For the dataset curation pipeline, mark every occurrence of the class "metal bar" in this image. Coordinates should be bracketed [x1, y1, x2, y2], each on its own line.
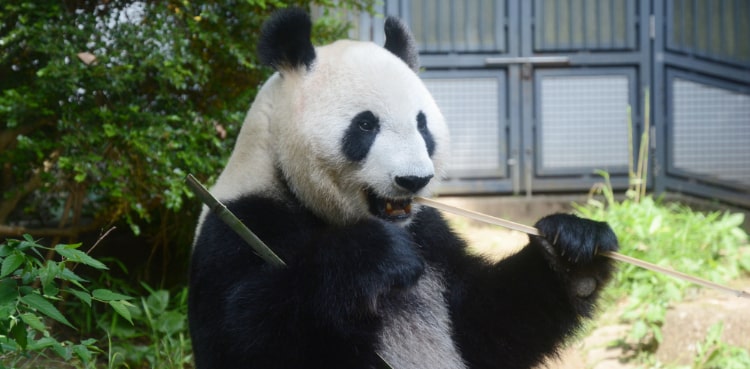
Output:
[422, 0, 429, 51]
[707, 0, 713, 56]
[465, 0, 471, 51]
[555, 0, 561, 48]
[596, 0, 601, 47]
[692, 0, 698, 54]
[626, 0, 634, 48]
[582, 0, 588, 48]
[535, 0, 544, 50]
[485, 56, 571, 66]
[719, 0, 726, 58]
[567, 0, 572, 47]
[494, 0, 503, 51]
[436, 0, 442, 51]
[733, 0, 741, 60]
[610, 0, 616, 46]
[477, 1, 486, 50]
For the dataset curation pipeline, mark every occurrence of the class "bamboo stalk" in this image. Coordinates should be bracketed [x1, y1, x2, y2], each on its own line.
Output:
[415, 196, 750, 299]
[186, 174, 286, 268]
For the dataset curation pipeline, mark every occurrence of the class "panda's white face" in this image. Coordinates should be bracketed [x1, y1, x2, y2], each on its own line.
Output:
[272, 40, 449, 226]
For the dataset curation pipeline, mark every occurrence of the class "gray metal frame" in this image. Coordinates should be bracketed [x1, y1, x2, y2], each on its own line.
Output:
[654, 0, 750, 207]
[355, 0, 749, 207]
[665, 69, 750, 192]
[533, 67, 637, 176]
[518, 0, 650, 194]
[420, 70, 509, 178]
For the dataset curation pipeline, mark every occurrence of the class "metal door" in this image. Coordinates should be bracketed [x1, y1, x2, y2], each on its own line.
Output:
[364, 0, 651, 195]
[354, 1, 748, 206]
[653, 0, 750, 207]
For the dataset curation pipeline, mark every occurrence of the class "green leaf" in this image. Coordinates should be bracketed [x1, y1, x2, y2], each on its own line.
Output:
[10, 320, 28, 349]
[72, 344, 93, 364]
[93, 289, 133, 301]
[54, 245, 108, 270]
[102, 123, 117, 138]
[20, 312, 47, 332]
[20, 293, 74, 328]
[67, 289, 92, 307]
[0, 278, 18, 305]
[1, 252, 25, 277]
[145, 290, 170, 314]
[109, 300, 134, 325]
[156, 311, 185, 335]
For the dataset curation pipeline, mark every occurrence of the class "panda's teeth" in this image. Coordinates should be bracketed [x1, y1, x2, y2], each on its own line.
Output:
[385, 200, 411, 216]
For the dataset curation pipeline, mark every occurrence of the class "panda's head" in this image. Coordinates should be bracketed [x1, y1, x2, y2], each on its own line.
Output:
[255, 9, 448, 226]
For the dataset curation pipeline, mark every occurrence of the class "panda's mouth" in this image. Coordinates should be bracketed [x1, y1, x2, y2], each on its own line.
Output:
[366, 190, 413, 221]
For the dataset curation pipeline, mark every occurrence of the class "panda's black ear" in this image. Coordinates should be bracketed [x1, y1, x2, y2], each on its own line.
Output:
[258, 8, 316, 71]
[384, 16, 419, 72]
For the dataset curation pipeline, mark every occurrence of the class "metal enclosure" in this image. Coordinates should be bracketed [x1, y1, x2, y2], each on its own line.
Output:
[348, 0, 750, 206]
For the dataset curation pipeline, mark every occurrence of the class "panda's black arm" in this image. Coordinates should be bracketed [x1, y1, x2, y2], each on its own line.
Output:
[409, 208, 616, 369]
[189, 195, 423, 369]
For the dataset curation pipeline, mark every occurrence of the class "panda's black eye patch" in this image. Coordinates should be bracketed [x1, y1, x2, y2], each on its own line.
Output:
[417, 111, 427, 131]
[417, 111, 436, 157]
[355, 111, 380, 132]
[343, 110, 380, 162]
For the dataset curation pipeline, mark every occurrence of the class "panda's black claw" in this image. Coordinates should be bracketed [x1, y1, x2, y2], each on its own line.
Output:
[534, 213, 619, 266]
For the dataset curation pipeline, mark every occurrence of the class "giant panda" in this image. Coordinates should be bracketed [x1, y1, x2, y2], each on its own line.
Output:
[188, 8, 618, 369]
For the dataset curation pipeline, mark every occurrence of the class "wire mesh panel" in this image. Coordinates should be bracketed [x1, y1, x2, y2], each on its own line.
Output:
[671, 76, 750, 188]
[537, 72, 631, 174]
[421, 76, 505, 177]
[407, 0, 506, 53]
[667, 0, 750, 67]
[534, 0, 637, 51]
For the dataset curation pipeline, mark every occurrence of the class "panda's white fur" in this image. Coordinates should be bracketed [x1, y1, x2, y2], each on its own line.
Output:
[204, 22, 460, 369]
[208, 39, 447, 229]
[189, 9, 619, 369]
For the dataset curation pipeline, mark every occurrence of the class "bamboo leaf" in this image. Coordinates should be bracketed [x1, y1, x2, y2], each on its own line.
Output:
[21, 312, 47, 332]
[55, 245, 108, 270]
[109, 300, 134, 325]
[93, 288, 133, 301]
[67, 289, 92, 307]
[20, 293, 74, 329]
[1, 252, 25, 277]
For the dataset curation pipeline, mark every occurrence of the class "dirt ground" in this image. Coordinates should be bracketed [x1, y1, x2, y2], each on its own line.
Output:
[447, 214, 750, 369]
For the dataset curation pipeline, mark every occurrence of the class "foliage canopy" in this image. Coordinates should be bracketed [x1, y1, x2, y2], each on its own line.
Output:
[0, 1, 373, 268]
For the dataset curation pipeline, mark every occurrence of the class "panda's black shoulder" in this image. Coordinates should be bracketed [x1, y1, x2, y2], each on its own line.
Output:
[193, 194, 317, 267]
[408, 206, 467, 263]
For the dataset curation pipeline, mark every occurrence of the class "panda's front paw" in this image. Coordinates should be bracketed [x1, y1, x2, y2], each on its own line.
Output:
[377, 223, 425, 290]
[534, 213, 618, 266]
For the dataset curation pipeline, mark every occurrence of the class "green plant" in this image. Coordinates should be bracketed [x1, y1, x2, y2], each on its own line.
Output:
[692, 322, 750, 369]
[0, 235, 133, 368]
[1, 0, 376, 283]
[575, 89, 750, 361]
[578, 182, 750, 355]
[103, 285, 191, 369]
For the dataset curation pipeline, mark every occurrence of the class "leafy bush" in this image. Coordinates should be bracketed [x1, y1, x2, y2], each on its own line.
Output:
[0, 235, 132, 368]
[1, 1, 375, 280]
[692, 322, 750, 369]
[103, 286, 191, 369]
[574, 172, 750, 359]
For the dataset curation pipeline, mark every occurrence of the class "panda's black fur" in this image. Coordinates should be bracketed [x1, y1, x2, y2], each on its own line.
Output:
[189, 8, 618, 369]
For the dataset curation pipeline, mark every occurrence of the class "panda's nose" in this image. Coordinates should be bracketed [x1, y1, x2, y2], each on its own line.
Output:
[395, 175, 433, 193]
